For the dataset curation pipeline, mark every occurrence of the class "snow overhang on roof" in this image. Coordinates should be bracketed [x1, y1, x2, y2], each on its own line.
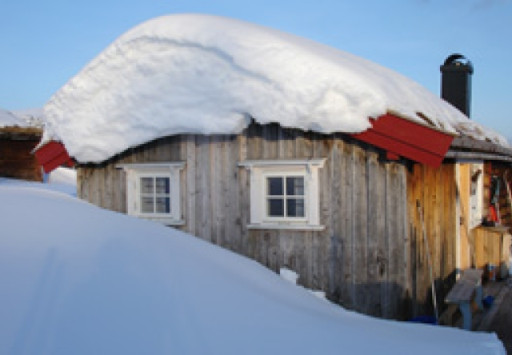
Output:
[40, 14, 507, 166]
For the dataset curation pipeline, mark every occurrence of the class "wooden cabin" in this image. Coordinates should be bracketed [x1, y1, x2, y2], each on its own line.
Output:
[29, 111, 457, 321]
[32, 15, 511, 321]
[46, 116, 506, 321]
[74, 121, 415, 319]
[0, 126, 43, 181]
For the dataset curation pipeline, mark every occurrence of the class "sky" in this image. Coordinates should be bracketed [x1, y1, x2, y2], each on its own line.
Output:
[1, 0, 511, 139]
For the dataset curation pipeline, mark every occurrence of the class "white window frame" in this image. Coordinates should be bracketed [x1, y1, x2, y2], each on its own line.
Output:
[239, 159, 326, 231]
[117, 162, 185, 226]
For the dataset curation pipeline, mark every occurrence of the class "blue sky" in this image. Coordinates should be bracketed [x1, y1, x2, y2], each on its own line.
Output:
[1, 0, 511, 138]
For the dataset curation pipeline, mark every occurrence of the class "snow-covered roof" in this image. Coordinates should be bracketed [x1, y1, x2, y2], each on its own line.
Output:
[0, 108, 43, 130]
[42, 14, 507, 163]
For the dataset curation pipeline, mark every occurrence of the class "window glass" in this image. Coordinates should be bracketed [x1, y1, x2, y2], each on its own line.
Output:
[287, 198, 305, 217]
[155, 197, 171, 213]
[141, 177, 154, 194]
[140, 176, 171, 215]
[267, 177, 283, 196]
[268, 198, 284, 217]
[155, 177, 170, 194]
[141, 196, 154, 213]
[286, 176, 304, 196]
[266, 175, 305, 218]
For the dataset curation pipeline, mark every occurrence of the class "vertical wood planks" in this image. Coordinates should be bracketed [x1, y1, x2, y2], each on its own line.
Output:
[76, 122, 439, 320]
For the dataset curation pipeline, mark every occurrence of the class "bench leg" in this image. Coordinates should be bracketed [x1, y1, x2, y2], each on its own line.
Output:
[459, 302, 472, 330]
[475, 285, 484, 311]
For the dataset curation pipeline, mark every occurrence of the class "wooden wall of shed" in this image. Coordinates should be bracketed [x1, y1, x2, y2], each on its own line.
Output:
[473, 226, 510, 277]
[0, 138, 42, 181]
[407, 163, 457, 317]
[78, 123, 412, 319]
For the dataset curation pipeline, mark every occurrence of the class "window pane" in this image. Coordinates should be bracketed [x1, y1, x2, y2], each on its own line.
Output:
[287, 198, 305, 217]
[286, 177, 304, 196]
[155, 177, 170, 194]
[141, 177, 154, 194]
[141, 196, 154, 213]
[267, 177, 283, 196]
[155, 197, 171, 213]
[268, 198, 284, 217]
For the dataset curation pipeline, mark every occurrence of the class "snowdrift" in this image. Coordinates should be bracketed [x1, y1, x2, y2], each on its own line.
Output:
[42, 14, 507, 163]
[0, 181, 505, 354]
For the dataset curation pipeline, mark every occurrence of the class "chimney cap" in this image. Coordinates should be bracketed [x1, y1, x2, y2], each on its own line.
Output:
[441, 53, 473, 74]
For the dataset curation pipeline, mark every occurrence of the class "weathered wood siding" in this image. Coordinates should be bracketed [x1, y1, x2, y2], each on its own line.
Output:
[0, 133, 42, 181]
[407, 163, 457, 317]
[78, 123, 412, 319]
[474, 226, 511, 277]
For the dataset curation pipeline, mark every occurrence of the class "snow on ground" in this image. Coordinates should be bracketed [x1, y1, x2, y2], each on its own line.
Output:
[45, 167, 77, 196]
[42, 14, 507, 164]
[0, 179, 505, 354]
[0, 167, 77, 196]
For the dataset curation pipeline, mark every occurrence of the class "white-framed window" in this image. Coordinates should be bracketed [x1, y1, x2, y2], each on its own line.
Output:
[117, 162, 185, 225]
[239, 159, 326, 230]
[265, 174, 306, 220]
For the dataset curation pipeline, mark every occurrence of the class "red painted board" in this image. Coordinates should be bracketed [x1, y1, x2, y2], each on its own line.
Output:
[351, 114, 454, 168]
[34, 141, 74, 173]
[368, 114, 453, 156]
[354, 129, 445, 167]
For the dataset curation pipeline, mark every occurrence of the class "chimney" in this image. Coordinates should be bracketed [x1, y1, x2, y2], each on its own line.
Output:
[440, 54, 473, 117]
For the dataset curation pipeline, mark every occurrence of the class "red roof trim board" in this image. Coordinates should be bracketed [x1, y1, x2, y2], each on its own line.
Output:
[35, 114, 454, 173]
[34, 141, 74, 173]
[351, 114, 454, 168]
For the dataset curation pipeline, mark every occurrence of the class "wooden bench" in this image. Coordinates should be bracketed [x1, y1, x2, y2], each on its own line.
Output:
[445, 269, 484, 330]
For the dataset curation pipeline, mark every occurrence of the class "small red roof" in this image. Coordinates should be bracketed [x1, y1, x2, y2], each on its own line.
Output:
[34, 141, 74, 173]
[351, 114, 454, 168]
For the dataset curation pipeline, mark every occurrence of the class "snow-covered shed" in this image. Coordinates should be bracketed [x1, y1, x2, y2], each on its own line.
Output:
[37, 14, 512, 320]
[0, 109, 44, 181]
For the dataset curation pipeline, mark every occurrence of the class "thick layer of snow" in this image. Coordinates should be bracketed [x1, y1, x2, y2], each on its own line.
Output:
[0, 180, 506, 354]
[43, 14, 507, 163]
[0, 108, 43, 129]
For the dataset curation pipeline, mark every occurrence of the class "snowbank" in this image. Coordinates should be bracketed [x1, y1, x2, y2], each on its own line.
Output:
[46, 166, 77, 186]
[43, 14, 507, 163]
[1, 167, 76, 196]
[0, 181, 505, 354]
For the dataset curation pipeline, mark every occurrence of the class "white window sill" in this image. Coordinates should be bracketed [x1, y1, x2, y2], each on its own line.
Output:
[247, 223, 325, 231]
[136, 216, 185, 226]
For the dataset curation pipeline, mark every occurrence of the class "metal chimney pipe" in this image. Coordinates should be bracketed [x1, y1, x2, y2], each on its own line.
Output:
[440, 54, 473, 117]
